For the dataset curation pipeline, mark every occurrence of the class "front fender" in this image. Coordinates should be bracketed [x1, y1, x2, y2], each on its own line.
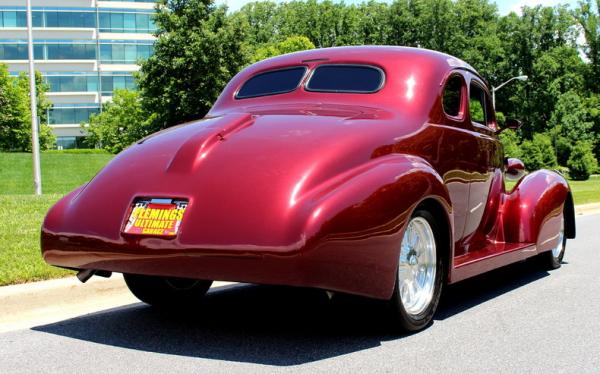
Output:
[503, 170, 572, 249]
[298, 154, 452, 299]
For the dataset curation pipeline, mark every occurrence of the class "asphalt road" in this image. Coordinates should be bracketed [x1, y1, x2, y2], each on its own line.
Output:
[1, 213, 599, 373]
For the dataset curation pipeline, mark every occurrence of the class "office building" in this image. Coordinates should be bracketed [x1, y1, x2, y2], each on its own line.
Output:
[0, 0, 157, 148]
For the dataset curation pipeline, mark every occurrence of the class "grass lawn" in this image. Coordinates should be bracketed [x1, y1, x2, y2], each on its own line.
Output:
[0, 152, 112, 195]
[0, 152, 112, 286]
[568, 175, 600, 205]
[0, 194, 71, 285]
[505, 174, 600, 205]
[0, 151, 599, 286]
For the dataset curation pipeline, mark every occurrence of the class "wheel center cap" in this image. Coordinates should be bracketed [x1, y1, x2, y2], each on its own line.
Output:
[409, 255, 418, 266]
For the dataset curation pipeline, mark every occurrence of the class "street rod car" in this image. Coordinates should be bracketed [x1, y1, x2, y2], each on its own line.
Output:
[42, 46, 575, 331]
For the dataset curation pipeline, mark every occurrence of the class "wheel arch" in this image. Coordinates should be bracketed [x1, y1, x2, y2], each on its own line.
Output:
[300, 153, 454, 299]
[564, 190, 576, 239]
[502, 169, 571, 244]
[413, 197, 453, 284]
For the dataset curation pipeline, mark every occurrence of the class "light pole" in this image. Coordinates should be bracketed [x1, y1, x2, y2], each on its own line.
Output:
[26, 0, 42, 195]
[492, 75, 528, 110]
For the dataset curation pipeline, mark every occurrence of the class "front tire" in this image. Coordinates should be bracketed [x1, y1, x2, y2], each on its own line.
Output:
[539, 212, 566, 270]
[124, 274, 213, 308]
[388, 209, 445, 332]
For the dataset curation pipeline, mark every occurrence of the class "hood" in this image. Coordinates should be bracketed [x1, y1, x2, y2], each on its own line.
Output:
[53, 105, 417, 248]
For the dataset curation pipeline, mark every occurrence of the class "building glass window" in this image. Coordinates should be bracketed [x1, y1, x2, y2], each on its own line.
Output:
[124, 13, 136, 30]
[56, 136, 87, 150]
[99, 41, 153, 63]
[0, 11, 26, 27]
[110, 13, 124, 31]
[0, 41, 97, 60]
[98, 11, 156, 33]
[101, 72, 136, 95]
[48, 105, 100, 125]
[32, 11, 42, 27]
[46, 43, 96, 60]
[45, 74, 99, 93]
[0, 10, 155, 32]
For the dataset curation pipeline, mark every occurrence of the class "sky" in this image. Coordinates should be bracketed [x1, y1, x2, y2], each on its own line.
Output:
[217, 0, 580, 15]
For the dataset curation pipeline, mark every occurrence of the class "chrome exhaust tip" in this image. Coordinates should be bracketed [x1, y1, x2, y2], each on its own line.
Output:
[76, 269, 112, 283]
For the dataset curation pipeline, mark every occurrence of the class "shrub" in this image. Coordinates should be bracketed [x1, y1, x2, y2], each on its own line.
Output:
[499, 130, 521, 159]
[520, 133, 557, 171]
[568, 141, 598, 180]
[43, 149, 109, 154]
[554, 165, 570, 176]
[554, 135, 572, 166]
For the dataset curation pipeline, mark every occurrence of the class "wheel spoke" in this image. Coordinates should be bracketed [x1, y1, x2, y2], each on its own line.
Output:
[398, 264, 412, 283]
[397, 216, 437, 316]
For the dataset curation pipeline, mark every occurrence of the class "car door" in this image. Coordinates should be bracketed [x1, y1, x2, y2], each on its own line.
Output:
[462, 74, 503, 243]
[436, 72, 473, 256]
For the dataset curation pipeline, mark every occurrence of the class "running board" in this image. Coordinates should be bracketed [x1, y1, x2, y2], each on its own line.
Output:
[450, 242, 537, 283]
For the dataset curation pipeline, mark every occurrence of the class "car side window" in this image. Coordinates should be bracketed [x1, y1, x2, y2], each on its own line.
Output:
[469, 82, 487, 125]
[442, 75, 464, 118]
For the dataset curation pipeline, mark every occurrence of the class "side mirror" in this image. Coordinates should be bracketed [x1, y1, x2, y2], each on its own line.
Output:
[496, 118, 522, 134]
[505, 157, 525, 180]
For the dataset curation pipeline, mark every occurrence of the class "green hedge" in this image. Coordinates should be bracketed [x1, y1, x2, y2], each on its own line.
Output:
[43, 149, 110, 155]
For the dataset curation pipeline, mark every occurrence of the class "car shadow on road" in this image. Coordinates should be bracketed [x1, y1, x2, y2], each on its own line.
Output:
[32, 260, 552, 366]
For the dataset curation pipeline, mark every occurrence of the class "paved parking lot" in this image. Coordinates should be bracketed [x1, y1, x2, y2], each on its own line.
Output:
[1, 213, 599, 373]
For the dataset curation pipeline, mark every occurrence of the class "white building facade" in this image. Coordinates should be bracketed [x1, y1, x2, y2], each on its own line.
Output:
[0, 0, 156, 148]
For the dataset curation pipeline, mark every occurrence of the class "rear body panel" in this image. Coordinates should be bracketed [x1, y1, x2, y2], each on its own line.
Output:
[41, 47, 574, 299]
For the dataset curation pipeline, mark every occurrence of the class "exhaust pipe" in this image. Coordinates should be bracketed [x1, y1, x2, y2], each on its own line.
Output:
[76, 269, 112, 283]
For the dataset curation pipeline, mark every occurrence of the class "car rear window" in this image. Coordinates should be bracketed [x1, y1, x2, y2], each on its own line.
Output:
[306, 65, 384, 93]
[236, 67, 306, 99]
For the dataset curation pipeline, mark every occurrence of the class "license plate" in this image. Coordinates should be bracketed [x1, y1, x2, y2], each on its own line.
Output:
[123, 198, 188, 237]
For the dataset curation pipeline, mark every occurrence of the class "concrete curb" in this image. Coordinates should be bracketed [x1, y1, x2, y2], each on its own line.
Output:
[0, 274, 232, 333]
[575, 202, 600, 216]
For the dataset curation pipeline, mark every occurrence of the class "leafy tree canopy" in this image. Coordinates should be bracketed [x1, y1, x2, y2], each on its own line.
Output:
[0, 64, 54, 152]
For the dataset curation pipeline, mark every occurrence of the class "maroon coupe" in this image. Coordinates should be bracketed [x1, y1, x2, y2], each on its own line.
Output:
[42, 46, 575, 331]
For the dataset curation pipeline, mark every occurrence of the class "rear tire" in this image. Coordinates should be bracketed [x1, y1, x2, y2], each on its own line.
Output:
[388, 209, 446, 332]
[124, 274, 213, 308]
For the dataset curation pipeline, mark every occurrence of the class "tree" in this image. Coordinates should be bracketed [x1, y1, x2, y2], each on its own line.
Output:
[85, 90, 153, 154]
[122, 0, 597, 170]
[251, 36, 315, 63]
[520, 133, 557, 170]
[0, 64, 54, 151]
[568, 140, 598, 180]
[574, 0, 600, 93]
[548, 90, 595, 164]
[236, 1, 280, 45]
[137, 0, 249, 131]
[496, 5, 582, 137]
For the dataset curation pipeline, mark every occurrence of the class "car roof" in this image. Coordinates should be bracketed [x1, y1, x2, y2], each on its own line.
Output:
[251, 46, 479, 77]
[210, 46, 485, 117]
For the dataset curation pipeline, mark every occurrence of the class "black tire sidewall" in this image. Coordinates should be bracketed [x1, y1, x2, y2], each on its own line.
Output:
[124, 274, 212, 308]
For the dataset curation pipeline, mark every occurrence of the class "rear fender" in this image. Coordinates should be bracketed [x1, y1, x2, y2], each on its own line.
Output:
[502, 170, 572, 249]
[299, 154, 453, 299]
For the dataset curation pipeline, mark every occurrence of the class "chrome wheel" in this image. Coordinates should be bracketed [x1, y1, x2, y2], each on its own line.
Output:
[398, 216, 437, 316]
[551, 218, 565, 258]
